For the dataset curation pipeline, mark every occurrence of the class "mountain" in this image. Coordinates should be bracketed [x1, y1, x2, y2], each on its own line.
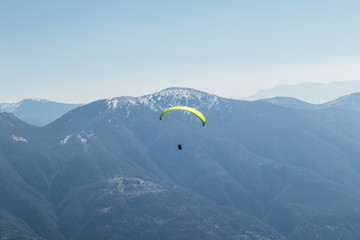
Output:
[322, 92, 360, 111]
[0, 99, 83, 127]
[258, 92, 360, 112]
[3, 88, 360, 239]
[0, 112, 64, 239]
[244, 80, 360, 104]
[257, 97, 320, 110]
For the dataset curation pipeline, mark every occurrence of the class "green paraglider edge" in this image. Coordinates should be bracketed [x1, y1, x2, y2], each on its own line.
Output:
[160, 106, 206, 126]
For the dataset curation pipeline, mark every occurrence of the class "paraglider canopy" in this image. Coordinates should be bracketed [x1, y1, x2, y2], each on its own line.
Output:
[159, 106, 206, 126]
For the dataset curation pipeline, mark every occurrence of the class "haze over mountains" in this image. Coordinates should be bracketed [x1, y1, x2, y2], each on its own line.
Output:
[3, 88, 360, 239]
[0, 99, 82, 127]
[258, 92, 360, 111]
[244, 80, 360, 104]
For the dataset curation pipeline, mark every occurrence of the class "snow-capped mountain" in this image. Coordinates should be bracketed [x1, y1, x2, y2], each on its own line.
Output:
[106, 87, 226, 112]
[0, 102, 21, 112]
[3, 88, 360, 239]
[0, 98, 83, 127]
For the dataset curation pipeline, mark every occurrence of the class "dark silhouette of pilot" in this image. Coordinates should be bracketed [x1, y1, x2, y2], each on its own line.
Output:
[177, 144, 182, 150]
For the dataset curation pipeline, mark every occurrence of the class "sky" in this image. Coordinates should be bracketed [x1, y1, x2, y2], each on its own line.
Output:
[1, 0, 360, 103]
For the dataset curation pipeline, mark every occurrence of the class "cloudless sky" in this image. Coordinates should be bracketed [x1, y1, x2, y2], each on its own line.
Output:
[1, 0, 360, 103]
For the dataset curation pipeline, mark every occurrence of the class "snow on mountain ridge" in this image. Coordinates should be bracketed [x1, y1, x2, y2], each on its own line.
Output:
[0, 102, 21, 112]
[106, 88, 222, 112]
[22, 98, 49, 102]
[1, 99, 54, 112]
[11, 135, 28, 143]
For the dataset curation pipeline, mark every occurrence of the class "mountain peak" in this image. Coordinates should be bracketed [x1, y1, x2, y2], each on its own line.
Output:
[106, 88, 222, 112]
[323, 92, 360, 110]
[1, 99, 51, 113]
[0, 99, 83, 127]
[0, 112, 30, 128]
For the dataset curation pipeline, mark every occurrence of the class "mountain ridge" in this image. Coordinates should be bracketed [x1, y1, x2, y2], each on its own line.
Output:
[0, 99, 83, 127]
[2, 87, 360, 239]
[258, 91, 360, 111]
[244, 80, 360, 104]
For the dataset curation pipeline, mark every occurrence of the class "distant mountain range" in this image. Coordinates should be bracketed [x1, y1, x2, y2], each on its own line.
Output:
[244, 80, 360, 104]
[3, 80, 360, 127]
[258, 92, 360, 111]
[3, 88, 360, 239]
[0, 99, 82, 127]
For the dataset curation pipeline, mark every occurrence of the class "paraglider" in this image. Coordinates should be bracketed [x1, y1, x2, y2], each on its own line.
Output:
[160, 106, 206, 150]
[159, 106, 206, 126]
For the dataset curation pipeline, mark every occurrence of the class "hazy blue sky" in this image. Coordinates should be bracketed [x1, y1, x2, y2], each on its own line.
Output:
[1, 1, 360, 103]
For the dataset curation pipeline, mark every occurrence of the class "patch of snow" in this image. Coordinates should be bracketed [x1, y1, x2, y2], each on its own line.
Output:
[77, 134, 87, 143]
[107, 98, 119, 110]
[1, 98, 52, 113]
[25, 98, 47, 102]
[0, 102, 21, 113]
[98, 207, 111, 214]
[105, 88, 224, 113]
[208, 96, 219, 109]
[60, 134, 72, 145]
[73, 131, 96, 145]
[81, 130, 94, 138]
[106, 177, 165, 197]
[11, 135, 27, 143]
[232, 231, 272, 240]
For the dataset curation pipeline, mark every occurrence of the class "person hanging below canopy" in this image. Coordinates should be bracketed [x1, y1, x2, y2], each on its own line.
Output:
[160, 106, 206, 150]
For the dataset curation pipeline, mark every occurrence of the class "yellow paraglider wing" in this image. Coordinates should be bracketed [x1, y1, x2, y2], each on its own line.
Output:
[160, 106, 206, 126]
